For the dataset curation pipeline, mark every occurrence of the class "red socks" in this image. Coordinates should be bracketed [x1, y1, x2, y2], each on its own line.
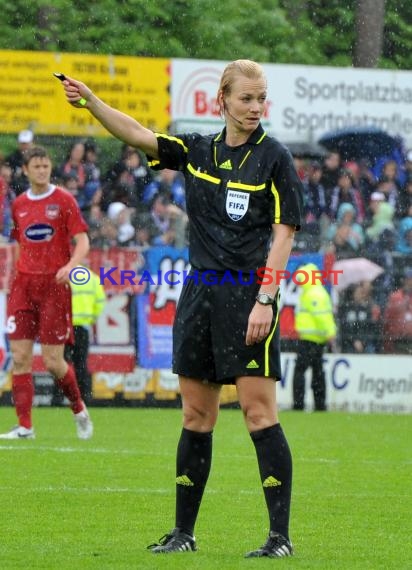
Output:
[56, 364, 84, 414]
[12, 373, 34, 429]
[12, 366, 83, 426]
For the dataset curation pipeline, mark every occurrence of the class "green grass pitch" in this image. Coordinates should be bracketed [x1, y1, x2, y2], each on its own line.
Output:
[0, 407, 411, 569]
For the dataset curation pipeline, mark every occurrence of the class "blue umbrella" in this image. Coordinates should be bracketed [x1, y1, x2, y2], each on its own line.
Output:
[285, 141, 327, 160]
[318, 126, 402, 164]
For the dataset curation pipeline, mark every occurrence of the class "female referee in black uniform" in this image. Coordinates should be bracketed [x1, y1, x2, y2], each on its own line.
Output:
[60, 59, 303, 558]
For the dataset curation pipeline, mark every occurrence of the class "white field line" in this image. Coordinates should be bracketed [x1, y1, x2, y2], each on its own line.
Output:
[0, 484, 409, 500]
[0, 445, 174, 456]
[0, 444, 410, 466]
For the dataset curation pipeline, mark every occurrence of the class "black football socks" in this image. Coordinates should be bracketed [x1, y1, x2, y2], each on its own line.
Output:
[250, 423, 292, 539]
[175, 427, 213, 536]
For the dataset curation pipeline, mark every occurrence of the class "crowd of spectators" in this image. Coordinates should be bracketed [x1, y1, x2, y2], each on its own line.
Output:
[295, 145, 412, 355]
[1, 130, 411, 355]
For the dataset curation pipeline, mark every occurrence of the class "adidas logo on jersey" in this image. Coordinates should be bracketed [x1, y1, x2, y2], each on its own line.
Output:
[246, 359, 259, 369]
[219, 159, 232, 170]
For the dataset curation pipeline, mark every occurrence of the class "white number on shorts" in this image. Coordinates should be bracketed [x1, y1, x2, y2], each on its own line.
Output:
[6, 315, 17, 334]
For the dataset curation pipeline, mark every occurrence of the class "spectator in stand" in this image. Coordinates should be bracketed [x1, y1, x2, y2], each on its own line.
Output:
[338, 281, 381, 354]
[382, 268, 412, 354]
[0, 161, 16, 240]
[320, 150, 341, 193]
[60, 172, 82, 202]
[87, 204, 106, 247]
[106, 201, 127, 222]
[59, 172, 95, 223]
[83, 140, 101, 184]
[93, 216, 119, 249]
[134, 223, 151, 248]
[6, 130, 34, 195]
[366, 201, 396, 243]
[358, 158, 377, 204]
[107, 201, 136, 247]
[365, 202, 397, 308]
[136, 194, 188, 248]
[105, 181, 139, 214]
[395, 216, 412, 256]
[342, 160, 360, 187]
[291, 154, 307, 182]
[102, 145, 152, 209]
[405, 150, 412, 182]
[375, 176, 399, 213]
[327, 202, 364, 254]
[301, 161, 329, 249]
[59, 141, 86, 192]
[364, 190, 385, 227]
[372, 146, 407, 190]
[143, 168, 186, 211]
[329, 222, 360, 260]
[397, 178, 412, 219]
[302, 161, 328, 223]
[329, 168, 365, 223]
[380, 159, 403, 192]
[82, 140, 102, 211]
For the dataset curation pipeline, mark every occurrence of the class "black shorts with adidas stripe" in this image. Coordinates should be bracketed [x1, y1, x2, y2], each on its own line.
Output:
[172, 273, 281, 384]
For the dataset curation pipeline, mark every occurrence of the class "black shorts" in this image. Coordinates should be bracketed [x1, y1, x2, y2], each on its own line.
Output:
[172, 273, 281, 384]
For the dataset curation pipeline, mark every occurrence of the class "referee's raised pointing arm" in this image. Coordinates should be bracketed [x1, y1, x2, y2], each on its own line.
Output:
[57, 74, 159, 159]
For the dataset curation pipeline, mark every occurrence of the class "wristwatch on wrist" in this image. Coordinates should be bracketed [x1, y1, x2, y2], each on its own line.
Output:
[255, 292, 275, 305]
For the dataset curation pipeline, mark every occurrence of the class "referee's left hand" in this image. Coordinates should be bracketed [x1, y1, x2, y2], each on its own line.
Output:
[246, 303, 273, 345]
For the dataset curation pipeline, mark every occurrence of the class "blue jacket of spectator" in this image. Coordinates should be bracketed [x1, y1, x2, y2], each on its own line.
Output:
[143, 175, 186, 210]
[396, 217, 412, 255]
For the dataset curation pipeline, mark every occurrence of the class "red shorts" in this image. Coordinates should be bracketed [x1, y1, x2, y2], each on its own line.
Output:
[7, 272, 74, 344]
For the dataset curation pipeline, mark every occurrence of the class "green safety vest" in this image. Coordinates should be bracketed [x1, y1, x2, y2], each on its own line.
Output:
[295, 283, 336, 345]
[70, 268, 106, 326]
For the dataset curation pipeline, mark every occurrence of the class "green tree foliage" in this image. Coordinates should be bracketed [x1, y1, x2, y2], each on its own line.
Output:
[1, 0, 411, 69]
[382, 0, 412, 69]
[285, 0, 357, 66]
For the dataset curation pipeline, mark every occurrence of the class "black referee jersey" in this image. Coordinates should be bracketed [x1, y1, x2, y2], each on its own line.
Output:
[147, 124, 303, 272]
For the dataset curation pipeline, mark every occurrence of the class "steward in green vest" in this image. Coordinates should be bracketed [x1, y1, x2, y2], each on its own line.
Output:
[294, 263, 336, 344]
[71, 267, 106, 326]
[293, 263, 336, 411]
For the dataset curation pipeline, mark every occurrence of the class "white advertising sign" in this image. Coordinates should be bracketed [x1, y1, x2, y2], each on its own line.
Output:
[171, 59, 412, 145]
[278, 352, 412, 413]
[95, 293, 131, 345]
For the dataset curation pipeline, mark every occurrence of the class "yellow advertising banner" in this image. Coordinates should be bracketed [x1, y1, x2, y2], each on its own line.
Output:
[92, 370, 239, 405]
[0, 50, 170, 136]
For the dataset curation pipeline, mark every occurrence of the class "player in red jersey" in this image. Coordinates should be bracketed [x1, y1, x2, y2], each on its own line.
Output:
[0, 146, 93, 440]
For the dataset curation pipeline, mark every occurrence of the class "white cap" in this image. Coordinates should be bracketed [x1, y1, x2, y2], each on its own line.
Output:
[406, 149, 412, 162]
[107, 201, 126, 220]
[370, 191, 385, 201]
[18, 130, 34, 144]
[118, 223, 135, 243]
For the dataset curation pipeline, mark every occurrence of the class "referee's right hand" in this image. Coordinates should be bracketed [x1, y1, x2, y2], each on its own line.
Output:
[60, 75, 93, 108]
